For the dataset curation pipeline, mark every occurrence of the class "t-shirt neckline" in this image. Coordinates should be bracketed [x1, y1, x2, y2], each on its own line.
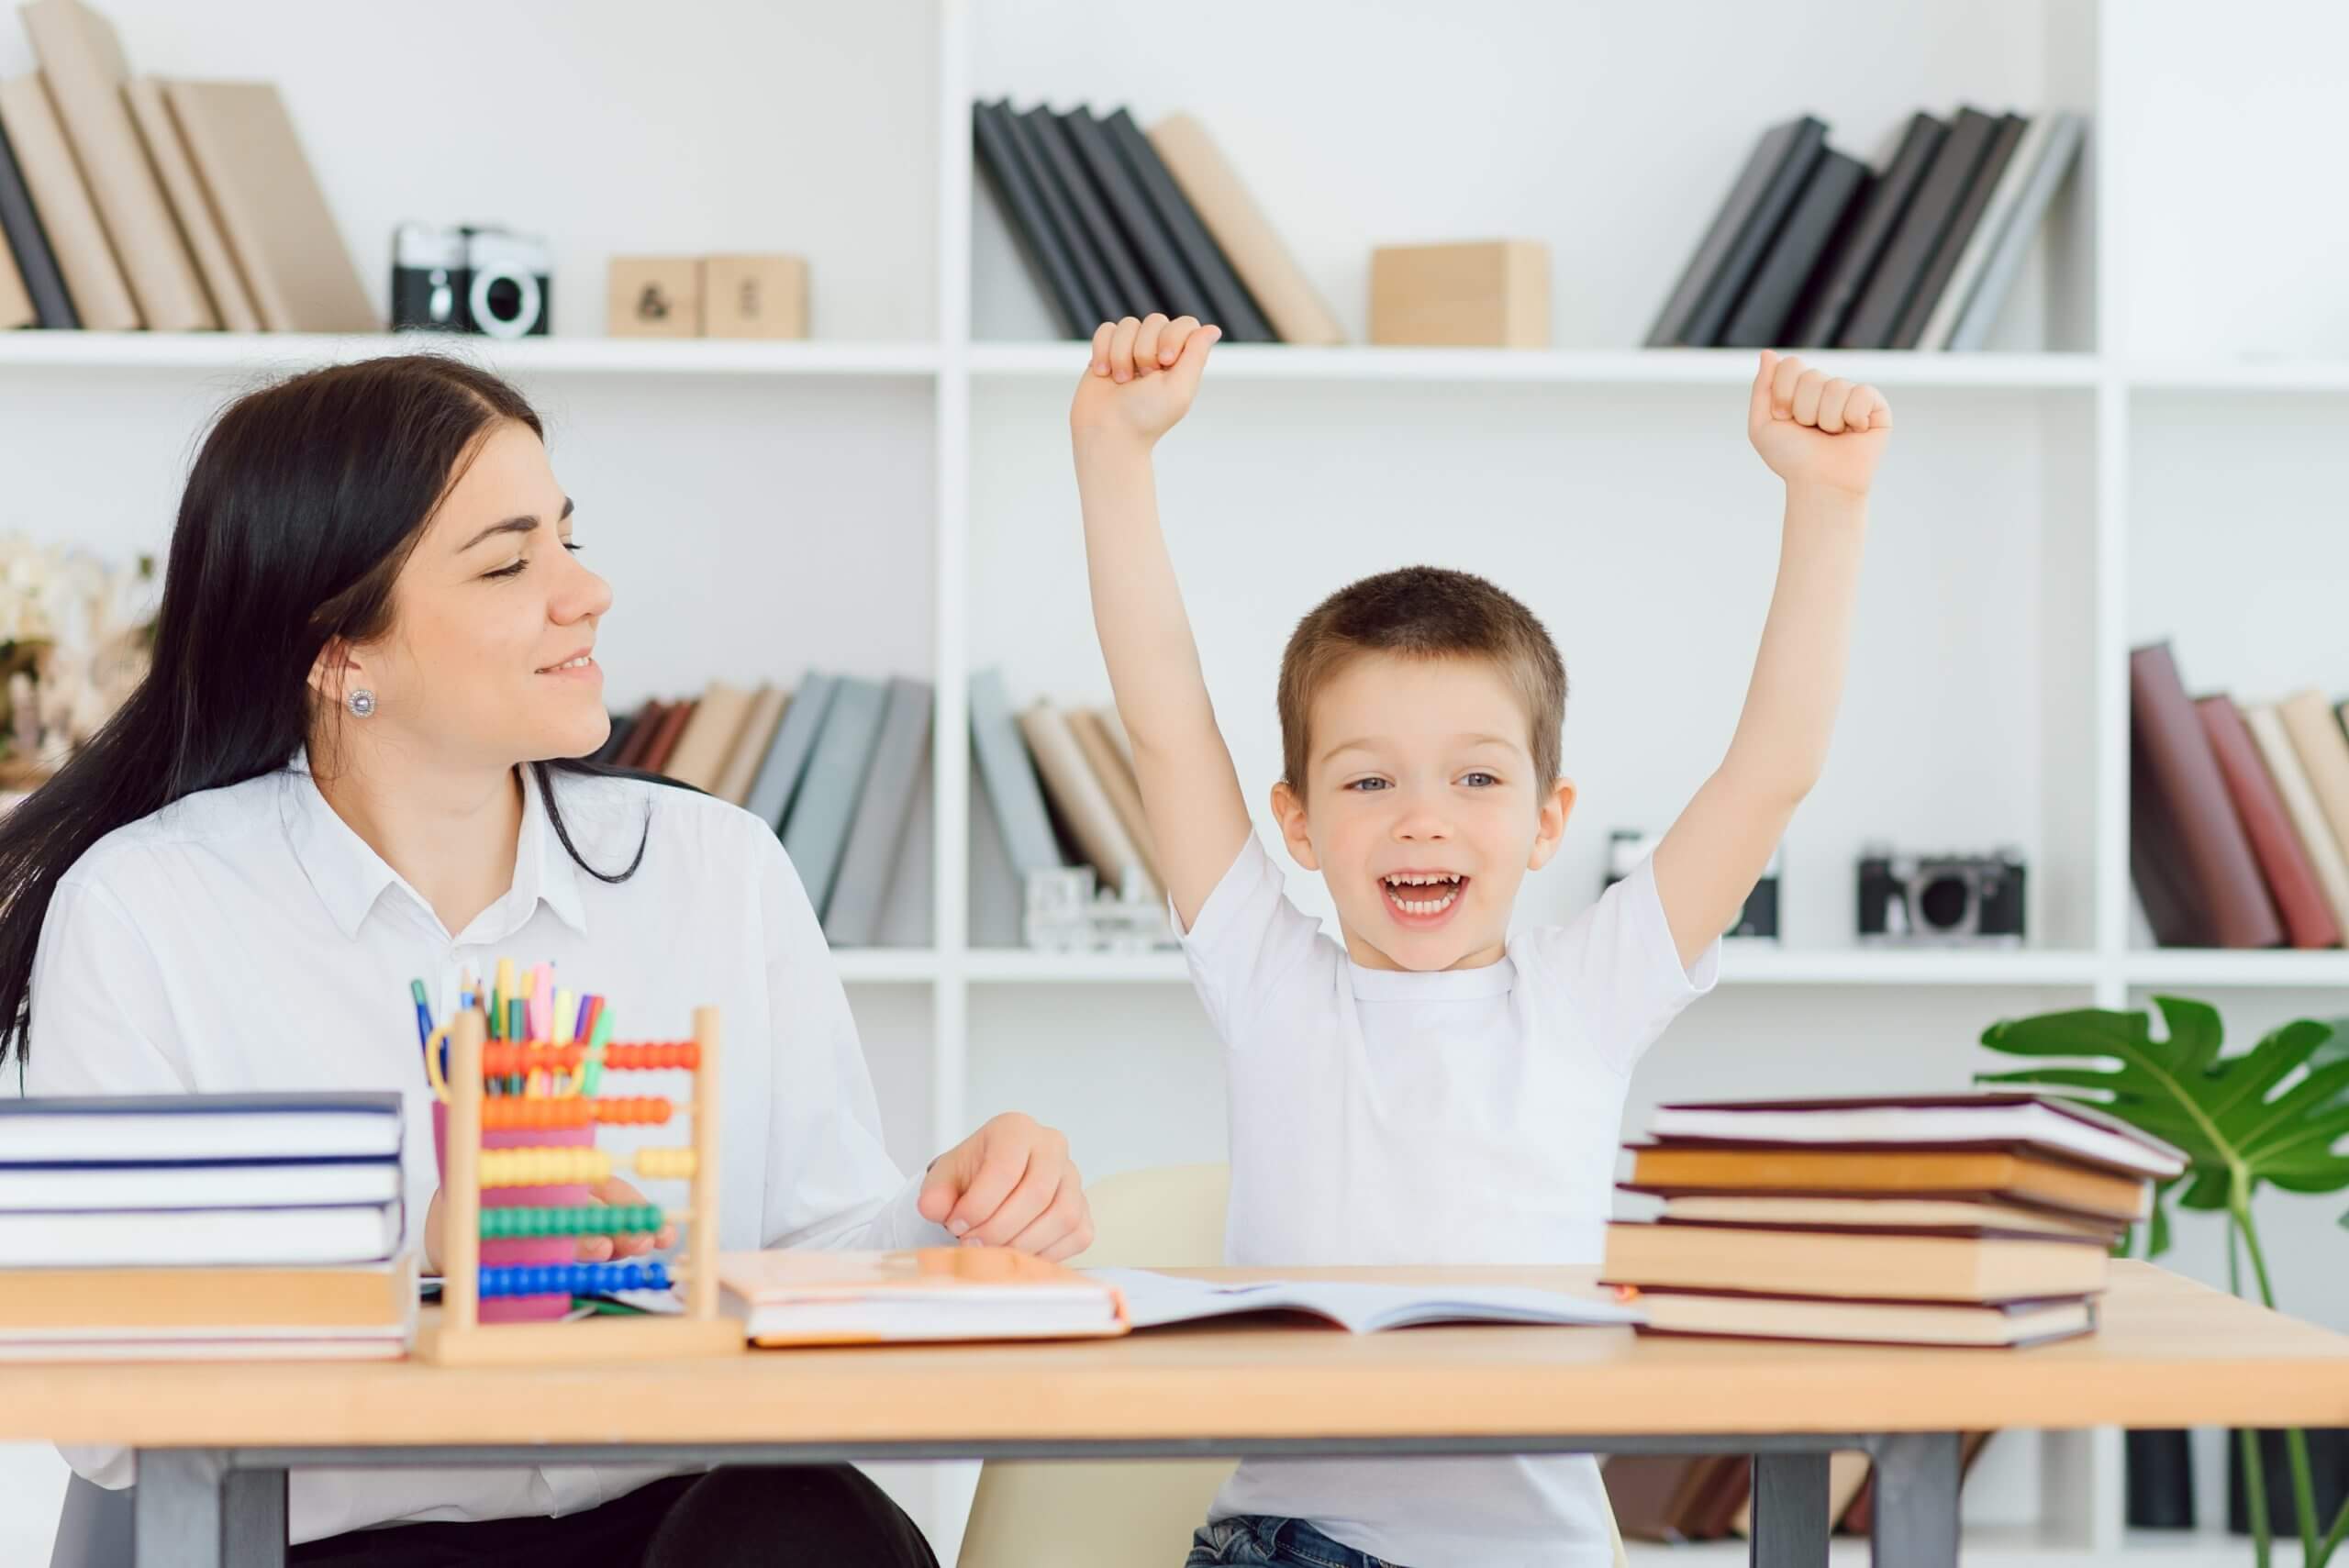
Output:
[1345, 951, 1518, 1000]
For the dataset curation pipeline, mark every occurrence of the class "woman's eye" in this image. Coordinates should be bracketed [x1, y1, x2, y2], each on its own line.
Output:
[563, 540, 584, 554]
[485, 558, 529, 580]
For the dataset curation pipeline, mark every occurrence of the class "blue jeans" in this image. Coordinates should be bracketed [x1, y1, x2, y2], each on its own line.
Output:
[1186, 1514, 1405, 1568]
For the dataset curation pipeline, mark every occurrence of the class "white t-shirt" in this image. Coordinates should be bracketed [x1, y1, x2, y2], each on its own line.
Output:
[1183, 834, 1719, 1568]
[23, 758, 949, 1544]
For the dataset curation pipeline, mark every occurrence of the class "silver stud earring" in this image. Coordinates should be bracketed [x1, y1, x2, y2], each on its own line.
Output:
[346, 688, 376, 718]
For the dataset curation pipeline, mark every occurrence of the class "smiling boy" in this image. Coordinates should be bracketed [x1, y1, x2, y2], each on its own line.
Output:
[1069, 315, 1889, 1568]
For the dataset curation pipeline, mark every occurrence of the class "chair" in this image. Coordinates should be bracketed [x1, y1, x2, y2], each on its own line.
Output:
[953, 1163, 1628, 1568]
[50, 1472, 132, 1568]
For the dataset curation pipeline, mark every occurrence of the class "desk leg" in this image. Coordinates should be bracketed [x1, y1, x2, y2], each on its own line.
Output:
[134, 1453, 285, 1568]
[1750, 1451, 1830, 1568]
[1869, 1432, 1960, 1568]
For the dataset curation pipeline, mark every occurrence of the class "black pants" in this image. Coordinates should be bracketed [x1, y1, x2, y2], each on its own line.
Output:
[286, 1466, 939, 1568]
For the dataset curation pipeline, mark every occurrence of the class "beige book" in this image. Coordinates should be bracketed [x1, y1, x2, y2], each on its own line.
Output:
[1068, 706, 1163, 888]
[1147, 113, 1343, 346]
[125, 75, 257, 331]
[162, 79, 375, 332]
[713, 685, 789, 806]
[661, 680, 758, 793]
[1601, 1220, 2107, 1303]
[2278, 689, 2349, 868]
[1018, 700, 1160, 901]
[2257, 696, 2349, 933]
[0, 1251, 414, 1333]
[0, 228, 30, 327]
[0, 72, 138, 328]
[19, 0, 213, 328]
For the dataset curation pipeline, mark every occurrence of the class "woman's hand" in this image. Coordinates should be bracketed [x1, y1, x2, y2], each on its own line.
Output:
[917, 1112, 1094, 1262]
[420, 1176, 676, 1273]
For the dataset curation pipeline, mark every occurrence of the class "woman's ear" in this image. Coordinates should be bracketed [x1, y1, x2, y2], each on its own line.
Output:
[1269, 779, 1319, 872]
[307, 639, 362, 711]
[1526, 776, 1576, 872]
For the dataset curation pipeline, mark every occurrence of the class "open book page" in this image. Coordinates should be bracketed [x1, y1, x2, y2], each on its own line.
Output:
[1089, 1268, 1642, 1334]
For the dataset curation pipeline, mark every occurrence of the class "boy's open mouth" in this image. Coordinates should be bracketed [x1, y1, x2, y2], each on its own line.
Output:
[1379, 872, 1466, 922]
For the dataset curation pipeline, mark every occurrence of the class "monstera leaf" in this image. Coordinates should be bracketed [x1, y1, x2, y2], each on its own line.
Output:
[1977, 996, 2349, 1258]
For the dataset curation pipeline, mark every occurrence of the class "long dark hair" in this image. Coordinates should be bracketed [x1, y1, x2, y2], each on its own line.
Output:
[0, 354, 659, 1069]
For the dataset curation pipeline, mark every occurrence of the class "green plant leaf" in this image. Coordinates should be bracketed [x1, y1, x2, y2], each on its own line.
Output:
[1978, 999, 2349, 1216]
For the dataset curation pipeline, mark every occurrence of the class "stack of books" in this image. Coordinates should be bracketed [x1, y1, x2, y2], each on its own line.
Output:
[1601, 1092, 2187, 1349]
[0, 1091, 414, 1360]
[2129, 639, 2349, 951]
[1646, 106, 2085, 352]
[596, 667, 1169, 951]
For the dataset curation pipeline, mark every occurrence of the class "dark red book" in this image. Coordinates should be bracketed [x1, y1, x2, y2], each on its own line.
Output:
[2129, 643, 2284, 948]
[2197, 695, 2341, 949]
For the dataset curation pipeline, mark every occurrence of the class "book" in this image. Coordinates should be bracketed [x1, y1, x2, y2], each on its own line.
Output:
[1068, 706, 1163, 889]
[0, 1201, 400, 1268]
[1148, 113, 1344, 345]
[1718, 148, 1869, 349]
[872, 727, 933, 949]
[743, 671, 837, 831]
[1022, 105, 1152, 321]
[0, 1158, 400, 1211]
[1626, 1140, 2151, 1224]
[0, 1253, 414, 1336]
[611, 698, 665, 770]
[722, 1246, 1129, 1345]
[968, 748, 1025, 946]
[1646, 115, 1829, 348]
[1092, 1267, 1639, 1333]
[1838, 106, 2001, 349]
[712, 684, 789, 807]
[161, 79, 375, 332]
[780, 674, 888, 916]
[19, 0, 214, 330]
[2199, 695, 2341, 948]
[0, 211, 28, 327]
[1063, 106, 1208, 322]
[0, 72, 137, 328]
[2278, 689, 2349, 897]
[659, 679, 756, 793]
[1601, 1221, 2108, 1304]
[973, 99, 1095, 335]
[0, 98, 76, 327]
[1637, 1287, 2095, 1349]
[1634, 1191, 2121, 1242]
[823, 677, 932, 947]
[0, 1090, 402, 1162]
[1888, 112, 2028, 349]
[1103, 107, 1275, 343]
[1917, 111, 2054, 351]
[1018, 700, 1157, 900]
[1648, 1094, 2187, 1180]
[2245, 702, 2349, 946]
[997, 101, 1119, 329]
[1788, 111, 1945, 347]
[638, 695, 697, 774]
[2130, 642, 2285, 948]
[968, 668, 1063, 879]
[123, 76, 258, 332]
[1946, 113, 2086, 351]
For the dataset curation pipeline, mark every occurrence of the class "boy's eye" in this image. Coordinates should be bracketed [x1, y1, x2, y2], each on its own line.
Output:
[1345, 777, 1391, 792]
[1461, 772, 1499, 787]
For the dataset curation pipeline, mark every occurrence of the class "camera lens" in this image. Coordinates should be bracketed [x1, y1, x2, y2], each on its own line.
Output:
[1917, 873, 1971, 930]
[481, 275, 526, 324]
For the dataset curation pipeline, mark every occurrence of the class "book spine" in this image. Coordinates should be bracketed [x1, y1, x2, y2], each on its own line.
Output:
[1147, 113, 1344, 345]
[0, 105, 78, 327]
[1103, 107, 1275, 343]
[2128, 643, 2284, 949]
[1644, 116, 1824, 348]
[1000, 103, 1119, 327]
[1719, 150, 1869, 349]
[1787, 112, 1944, 347]
[973, 100, 1093, 337]
[1837, 107, 2000, 349]
[1915, 112, 2055, 352]
[1681, 118, 1827, 346]
[1889, 112, 2029, 350]
[1946, 114, 2086, 351]
[1062, 106, 1210, 322]
[822, 678, 932, 947]
[0, 72, 138, 328]
[2197, 696, 2340, 948]
[1022, 106, 1154, 319]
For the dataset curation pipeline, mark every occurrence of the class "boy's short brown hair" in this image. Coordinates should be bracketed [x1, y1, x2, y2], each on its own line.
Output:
[1276, 565, 1566, 798]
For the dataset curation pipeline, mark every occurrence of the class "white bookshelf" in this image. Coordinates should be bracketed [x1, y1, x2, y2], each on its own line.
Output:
[6, 0, 2347, 1561]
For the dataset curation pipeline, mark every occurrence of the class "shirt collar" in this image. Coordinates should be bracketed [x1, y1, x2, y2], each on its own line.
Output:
[282, 757, 588, 941]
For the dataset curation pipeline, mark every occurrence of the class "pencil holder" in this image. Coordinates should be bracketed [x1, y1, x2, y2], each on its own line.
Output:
[431, 1103, 594, 1323]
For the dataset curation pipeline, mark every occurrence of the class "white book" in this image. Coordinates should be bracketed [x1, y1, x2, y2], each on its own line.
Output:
[1945, 113, 2086, 351]
[1647, 1097, 2182, 1180]
[1093, 1268, 1639, 1334]
[0, 1159, 399, 1211]
[1917, 113, 2060, 350]
[0, 1202, 400, 1267]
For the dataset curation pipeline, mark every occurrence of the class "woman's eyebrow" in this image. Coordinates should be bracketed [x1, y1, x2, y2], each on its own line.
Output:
[457, 496, 573, 552]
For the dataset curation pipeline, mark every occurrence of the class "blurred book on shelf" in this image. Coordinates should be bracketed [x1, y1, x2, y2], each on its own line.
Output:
[1649, 106, 2083, 352]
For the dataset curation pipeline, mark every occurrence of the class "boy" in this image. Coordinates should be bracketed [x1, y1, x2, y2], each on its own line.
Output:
[1069, 313, 1888, 1568]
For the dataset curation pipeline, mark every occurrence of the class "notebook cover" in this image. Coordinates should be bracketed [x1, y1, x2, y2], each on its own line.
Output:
[1947, 113, 2085, 350]
[2198, 695, 2340, 948]
[1838, 107, 2000, 348]
[1889, 111, 2027, 349]
[0, 72, 136, 328]
[1104, 106, 1275, 342]
[997, 101, 1119, 328]
[1788, 111, 1944, 347]
[161, 79, 375, 332]
[0, 96, 75, 326]
[823, 677, 932, 947]
[123, 75, 257, 331]
[1916, 111, 2053, 351]
[1022, 104, 1152, 320]
[742, 672, 838, 832]
[19, 0, 213, 328]
[1719, 148, 1869, 349]
[1645, 115, 1827, 347]
[1063, 105, 1208, 321]
[2130, 642, 2285, 948]
[973, 99, 1095, 335]
[1148, 113, 1344, 345]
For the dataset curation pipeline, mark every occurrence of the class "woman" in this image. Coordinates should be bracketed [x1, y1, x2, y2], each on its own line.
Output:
[0, 355, 1091, 1565]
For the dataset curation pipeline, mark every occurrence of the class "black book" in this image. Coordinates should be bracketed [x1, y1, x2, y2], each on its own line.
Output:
[1020, 104, 1154, 321]
[1787, 113, 1945, 347]
[0, 108, 76, 328]
[1889, 112, 2028, 349]
[1720, 150, 1870, 348]
[1836, 106, 2000, 349]
[1102, 107, 1275, 342]
[1062, 106, 1209, 324]
[973, 101, 1094, 336]
[1645, 115, 1828, 348]
[1000, 104, 1119, 330]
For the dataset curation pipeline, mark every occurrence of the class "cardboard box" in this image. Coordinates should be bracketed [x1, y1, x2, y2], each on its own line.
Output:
[704, 254, 808, 339]
[607, 256, 704, 339]
[1370, 240, 1550, 349]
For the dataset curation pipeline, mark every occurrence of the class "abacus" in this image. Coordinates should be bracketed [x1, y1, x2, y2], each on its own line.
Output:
[418, 999, 742, 1364]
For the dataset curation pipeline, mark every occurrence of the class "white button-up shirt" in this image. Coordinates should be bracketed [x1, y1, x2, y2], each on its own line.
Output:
[22, 758, 948, 1543]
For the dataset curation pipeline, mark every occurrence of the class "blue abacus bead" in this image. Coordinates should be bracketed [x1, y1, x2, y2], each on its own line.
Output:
[648, 1261, 670, 1292]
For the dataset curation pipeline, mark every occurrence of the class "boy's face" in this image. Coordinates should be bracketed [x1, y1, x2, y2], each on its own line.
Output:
[1271, 652, 1573, 973]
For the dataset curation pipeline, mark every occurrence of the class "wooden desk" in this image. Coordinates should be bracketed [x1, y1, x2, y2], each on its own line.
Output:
[6, 1262, 2347, 1568]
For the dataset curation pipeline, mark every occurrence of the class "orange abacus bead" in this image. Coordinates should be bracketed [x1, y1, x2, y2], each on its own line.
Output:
[472, 1095, 671, 1129]
[603, 1041, 698, 1071]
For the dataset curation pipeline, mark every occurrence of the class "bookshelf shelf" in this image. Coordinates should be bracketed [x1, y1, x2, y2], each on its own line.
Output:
[0, 332, 942, 377]
[907, 948, 2109, 987]
[2121, 949, 2349, 990]
[2126, 361, 2349, 394]
[831, 950, 946, 984]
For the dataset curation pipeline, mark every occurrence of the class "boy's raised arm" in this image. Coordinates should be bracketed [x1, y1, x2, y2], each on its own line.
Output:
[1069, 314, 1254, 931]
[1652, 350, 1891, 969]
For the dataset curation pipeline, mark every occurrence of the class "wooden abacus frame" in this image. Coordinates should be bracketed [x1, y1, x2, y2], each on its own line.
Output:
[417, 1004, 743, 1364]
